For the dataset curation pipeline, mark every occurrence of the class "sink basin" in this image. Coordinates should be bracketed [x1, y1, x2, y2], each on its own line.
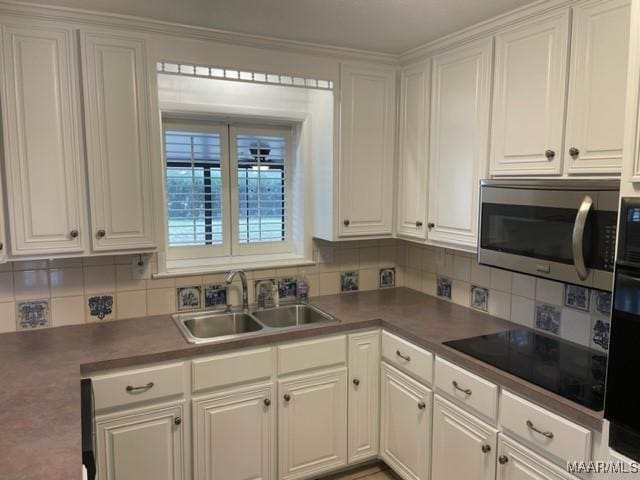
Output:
[252, 304, 335, 328]
[174, 312, 263, 344]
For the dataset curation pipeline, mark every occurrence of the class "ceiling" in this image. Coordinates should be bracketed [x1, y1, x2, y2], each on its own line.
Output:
[21, 0, 537, 54]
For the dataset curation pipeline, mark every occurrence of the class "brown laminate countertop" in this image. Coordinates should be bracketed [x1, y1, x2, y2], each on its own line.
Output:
[0, 287, 604, 480]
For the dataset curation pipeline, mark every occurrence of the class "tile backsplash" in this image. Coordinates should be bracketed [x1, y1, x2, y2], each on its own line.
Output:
[0, 239, 406, 333]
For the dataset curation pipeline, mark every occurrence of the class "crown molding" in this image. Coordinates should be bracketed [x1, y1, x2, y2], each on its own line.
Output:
[399, 0, 581, 64]
[0, 0, 398, 65]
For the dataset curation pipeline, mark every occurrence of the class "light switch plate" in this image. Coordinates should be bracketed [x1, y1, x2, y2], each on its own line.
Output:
[131, 255, 151, 280]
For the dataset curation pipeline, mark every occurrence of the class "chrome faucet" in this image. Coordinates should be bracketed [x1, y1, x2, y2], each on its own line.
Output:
[225, 269, 249, 311]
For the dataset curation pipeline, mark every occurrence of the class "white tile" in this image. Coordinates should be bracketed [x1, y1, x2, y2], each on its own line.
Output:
[470, 262, 491, 288]
[307, 274, 320, 298]
[359, 268, 378, 291]
[452, 280, 470, 307]
[512, 273, 536, 299]
[48, 257, 83, 268]
[115, 264, 146, 291]
[0, 271, 14, 302]
[378, 245, 397, 267]
[395, 267, 406, 287]
[147, 288, 176, 316]
[83, 255, 115, 266]
[336, 249, 359, 270]
[83, 265, 116, 295]
[0, 302, 15, 333]
[13, 260, 48, 271]
[49, 268, 83, 297]
[117, 290, 147, 319]
[408, 245, 423, 267]
[405, 268, 421, 291]
[422, 248, 437, 273]
[453, 255, 471, 282]
[421, 272, 437, 296]
[319, 272, 340, 296]
[359, 247, 379, 269]
[535, 278, 564, 305]
[561, 308, 591, 347]
[395, 244, 407, 266]
[490, 268, 512, 293]
[510, 296, 534, 327]
[489, 289, 511, 320]
[317, 245, 335, 264]
[436, 253, 455, 277]
[146, 275, 175, 290]
[51, 296, 85, 327]
[13, 269, 49, 300]
[175, 275, 202, 287]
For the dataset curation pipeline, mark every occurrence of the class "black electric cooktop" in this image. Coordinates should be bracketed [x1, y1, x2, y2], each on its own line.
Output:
[444, 329, 607, 411]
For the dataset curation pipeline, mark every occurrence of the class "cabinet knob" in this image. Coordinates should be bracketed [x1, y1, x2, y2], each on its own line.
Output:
[69, 230, 79, 239]
[498, 455, 509, 465]
[417, 400, 426, 410]
[174, 417, 182, 426]
[353, 378, 360, 386]
[544, 149, 555, 160]
[263, 398, 271, 407]
[343, 220, 350, 227]
[427, 222, 435, 229]
[569, 147, 580, 159]
[481, 444, 491, 453]
[96, 229, 106, 238]
[283, 393, 291, 402]
[415, 221, 423, 228]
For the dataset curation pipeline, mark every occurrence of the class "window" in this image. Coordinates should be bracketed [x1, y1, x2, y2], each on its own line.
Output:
[163, 121, 292, 261]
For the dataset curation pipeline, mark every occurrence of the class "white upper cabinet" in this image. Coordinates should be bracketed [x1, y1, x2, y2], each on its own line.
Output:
[81, 30, 156, 251]
[564, 0, 631, 175]
[0, 22, 87, 255]
[427, 38, 493, 250]
[339, 63, 396, 237]
[396, 61, 430, 240]
[490, 11, 570, 176]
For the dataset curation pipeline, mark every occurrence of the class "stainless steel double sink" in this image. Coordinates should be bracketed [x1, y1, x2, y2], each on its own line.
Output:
[173, 303, 337, 344]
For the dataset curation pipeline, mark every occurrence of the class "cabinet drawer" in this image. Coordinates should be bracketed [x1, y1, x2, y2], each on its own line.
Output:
[278, 335, 346, 375]
[93, 362, 185, 411]
[381, 330, 433, 384]
[435, 356, 498, 421]
[500, 390, 592, 462]
[192, 347, 274, 393]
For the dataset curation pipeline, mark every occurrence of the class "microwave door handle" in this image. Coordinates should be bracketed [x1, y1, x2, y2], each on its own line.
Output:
[572, 195, 593, 281]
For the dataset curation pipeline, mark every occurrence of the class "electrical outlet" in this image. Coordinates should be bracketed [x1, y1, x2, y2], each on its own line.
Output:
[132, 255, 151, 280]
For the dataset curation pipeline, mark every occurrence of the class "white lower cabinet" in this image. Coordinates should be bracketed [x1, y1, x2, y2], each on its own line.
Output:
[95, 402, 186, 480]
[380, 362, 432, 480]
[192, 382, 276, 480]
[278, 366, 348, 480]
[496, 435, 577, 480]
[431, 395, 498, 480]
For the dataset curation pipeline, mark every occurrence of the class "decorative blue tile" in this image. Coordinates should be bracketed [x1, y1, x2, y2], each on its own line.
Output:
[592, 290, 612, 316]
[470, 286, 489, 312]
[437, 276, 452, 300]
[340, 271, 359, 292]
[176, 286, 201, 311]
[17, 300, 49, 329]
[379, 268, 396, 288]
[88, 295, 114, 320]
[535, 302, 561, 335]
[564, 285, 590, 312]
[591, 318, 610, 351]
[278, 278, 298, 300]
[255, 279, 276, 308]
[204, 284, 227, 309]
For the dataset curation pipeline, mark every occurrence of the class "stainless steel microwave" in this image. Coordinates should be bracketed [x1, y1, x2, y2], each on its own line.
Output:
[478, 179, 619, 289]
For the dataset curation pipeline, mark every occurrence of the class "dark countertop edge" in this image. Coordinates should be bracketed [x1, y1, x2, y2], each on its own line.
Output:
[78, 314, 604, 432]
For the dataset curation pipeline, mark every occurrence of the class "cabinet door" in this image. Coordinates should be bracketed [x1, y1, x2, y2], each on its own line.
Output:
[380, 362, 431, 480]
[193, 382, 275, 480]
[278, 367, 347, 480]
[339, 63, 395, 237]
[96, 403, 185, 480]
[81, 30, 156, 251]
[397, 61, 430, 240]
[0, 22, 86, 255]
[496, 435, 577, 480]
[565, 0, 631, 175]
[490, 12, 570, 176]
[348, 330, 380, 463]
[432, 395, 498, 480]
[428, 38, 492, 250]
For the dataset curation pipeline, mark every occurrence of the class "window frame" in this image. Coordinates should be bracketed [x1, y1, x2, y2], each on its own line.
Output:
[162, 120, 231, 261]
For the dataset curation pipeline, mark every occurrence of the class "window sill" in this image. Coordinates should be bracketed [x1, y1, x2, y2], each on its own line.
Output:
[155, 253, 315, 278]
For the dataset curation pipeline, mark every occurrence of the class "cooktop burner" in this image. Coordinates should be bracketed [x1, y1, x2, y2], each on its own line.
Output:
[444, 328, 607, 411]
